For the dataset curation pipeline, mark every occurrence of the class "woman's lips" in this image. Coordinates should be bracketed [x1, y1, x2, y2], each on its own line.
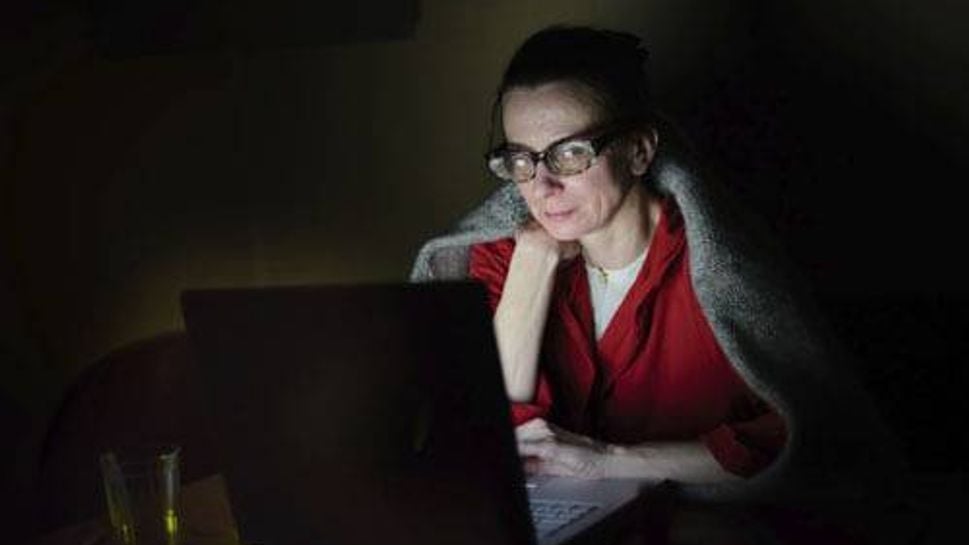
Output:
[544, 209, 574, 222]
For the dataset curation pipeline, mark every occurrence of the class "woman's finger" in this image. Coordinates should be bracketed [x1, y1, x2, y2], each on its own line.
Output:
[515, 418, 554, 442]
[516, 440, 557, 459]
[545, 422, 607, 451]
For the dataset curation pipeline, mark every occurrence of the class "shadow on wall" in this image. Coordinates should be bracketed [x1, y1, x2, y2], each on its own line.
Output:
[86, 0, 420, 57]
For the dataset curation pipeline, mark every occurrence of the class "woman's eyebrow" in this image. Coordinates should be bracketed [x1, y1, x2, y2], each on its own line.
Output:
[503, 129, 597, 153]
[502, 140, 535, 152]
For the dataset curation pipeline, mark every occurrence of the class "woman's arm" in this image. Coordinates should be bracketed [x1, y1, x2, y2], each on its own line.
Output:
[516, 419, 741, 484]
[605, 441, 740, 484]
[492, 223, 575, 402]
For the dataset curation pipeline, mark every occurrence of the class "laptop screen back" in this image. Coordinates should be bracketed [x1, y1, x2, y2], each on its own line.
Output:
[182, 282, 535, 545]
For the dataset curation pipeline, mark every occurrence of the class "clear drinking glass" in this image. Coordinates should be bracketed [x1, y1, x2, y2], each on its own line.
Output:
[100, 445, 181, 545]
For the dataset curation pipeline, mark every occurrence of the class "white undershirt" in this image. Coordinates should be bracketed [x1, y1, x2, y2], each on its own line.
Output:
[585, 247, 649, 340]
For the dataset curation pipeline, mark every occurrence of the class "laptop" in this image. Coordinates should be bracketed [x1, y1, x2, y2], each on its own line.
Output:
[181, 281, 646, 545]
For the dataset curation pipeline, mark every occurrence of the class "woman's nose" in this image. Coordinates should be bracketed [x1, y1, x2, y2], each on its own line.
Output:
[531, 162, 563, 197]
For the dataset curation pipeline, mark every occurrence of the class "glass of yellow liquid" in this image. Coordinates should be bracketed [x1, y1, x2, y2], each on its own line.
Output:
[100, 445, 181, 545]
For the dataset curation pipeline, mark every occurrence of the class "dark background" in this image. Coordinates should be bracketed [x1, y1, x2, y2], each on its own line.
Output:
[3, 0, 968, 534]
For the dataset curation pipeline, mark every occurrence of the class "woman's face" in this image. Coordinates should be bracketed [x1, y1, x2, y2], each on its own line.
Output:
[501, 81, 636, 242]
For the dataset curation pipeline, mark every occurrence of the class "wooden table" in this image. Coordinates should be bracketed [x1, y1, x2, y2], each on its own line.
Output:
[27, 474, 240, 545]
[31, 471, 955, 545]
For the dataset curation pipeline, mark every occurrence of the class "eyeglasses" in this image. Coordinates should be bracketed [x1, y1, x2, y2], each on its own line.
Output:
[485, 127, 626, 184]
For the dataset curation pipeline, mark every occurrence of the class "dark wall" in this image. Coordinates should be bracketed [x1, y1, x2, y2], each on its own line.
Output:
[668, 0, 969, 296]
[657, 0, 969, 471]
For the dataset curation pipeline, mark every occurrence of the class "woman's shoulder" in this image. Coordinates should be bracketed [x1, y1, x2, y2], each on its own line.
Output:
[468, 237, 517, 307]
[469, 237, 517, 263]
[656, 193, 683, 230]
[469, 237, 517, 283]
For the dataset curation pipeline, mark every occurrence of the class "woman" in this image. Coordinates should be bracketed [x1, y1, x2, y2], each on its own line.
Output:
[412, 25, 900, 501]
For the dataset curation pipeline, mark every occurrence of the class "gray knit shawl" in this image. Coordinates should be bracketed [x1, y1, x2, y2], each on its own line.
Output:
[409, 147, 902, 503]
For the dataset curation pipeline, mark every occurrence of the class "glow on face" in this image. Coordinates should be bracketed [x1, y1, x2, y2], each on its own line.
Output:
[501, 82, 628, 241]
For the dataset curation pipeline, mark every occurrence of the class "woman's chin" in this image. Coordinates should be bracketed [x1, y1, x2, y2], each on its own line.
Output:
[541, 224, 585, 242]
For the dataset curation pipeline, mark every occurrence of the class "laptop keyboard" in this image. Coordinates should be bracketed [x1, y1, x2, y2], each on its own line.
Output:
[529, 498, 599, 537]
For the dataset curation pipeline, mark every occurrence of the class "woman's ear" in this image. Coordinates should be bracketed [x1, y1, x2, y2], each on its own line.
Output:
[629, 127, 658, 177]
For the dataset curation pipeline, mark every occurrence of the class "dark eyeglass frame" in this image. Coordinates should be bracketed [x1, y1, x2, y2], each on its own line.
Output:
[485, 126, 629, 183]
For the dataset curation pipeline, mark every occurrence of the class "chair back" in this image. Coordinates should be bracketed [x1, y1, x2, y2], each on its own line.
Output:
[37, 331, 221, 531]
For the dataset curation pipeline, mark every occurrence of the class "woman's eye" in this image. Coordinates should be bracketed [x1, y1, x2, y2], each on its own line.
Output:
[554, 142, 592, 163]
[504, 154, 533, 177]
[510, 155, 531, 169]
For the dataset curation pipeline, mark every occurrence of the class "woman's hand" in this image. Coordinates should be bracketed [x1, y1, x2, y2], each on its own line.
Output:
[515, 419, 610, 479]
[514, 220, 580, 263]
[514, 419, 742, 484]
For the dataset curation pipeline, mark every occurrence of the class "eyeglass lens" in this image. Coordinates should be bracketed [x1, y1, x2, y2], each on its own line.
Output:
[492, 139, 597, 182]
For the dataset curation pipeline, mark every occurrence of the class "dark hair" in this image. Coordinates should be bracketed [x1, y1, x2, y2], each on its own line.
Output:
[496, 25, 654, 126]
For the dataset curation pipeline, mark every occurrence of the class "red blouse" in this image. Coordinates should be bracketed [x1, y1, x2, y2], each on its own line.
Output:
[468, 201, 787, 477]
